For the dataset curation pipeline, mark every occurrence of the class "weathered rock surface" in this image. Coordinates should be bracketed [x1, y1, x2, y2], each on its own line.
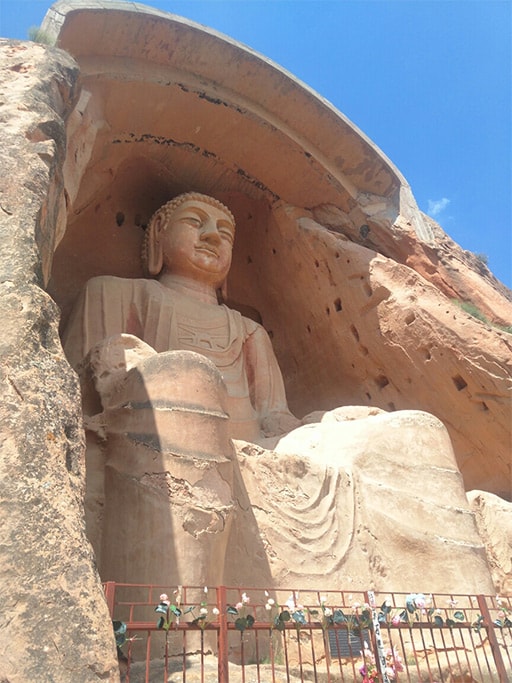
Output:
[0, 39, 118, 682]
[232, 205, 511, 501]
[468, 490, 512, 596]
[411, 214, 512, 328]
[314, 203, 512, 327]
[0, 2, 511, 680]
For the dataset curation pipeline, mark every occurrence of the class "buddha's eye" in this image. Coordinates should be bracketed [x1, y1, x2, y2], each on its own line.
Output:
[219, 227, 234, 244]
[184, 215, 202, 227]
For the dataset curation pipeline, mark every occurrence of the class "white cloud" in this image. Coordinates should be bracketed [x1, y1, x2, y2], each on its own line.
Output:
[427, 197, 450, 217]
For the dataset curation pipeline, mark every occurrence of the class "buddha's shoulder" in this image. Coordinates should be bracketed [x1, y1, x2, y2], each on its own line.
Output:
[234, 309, 266, 337]
[84, 275, 163, 296]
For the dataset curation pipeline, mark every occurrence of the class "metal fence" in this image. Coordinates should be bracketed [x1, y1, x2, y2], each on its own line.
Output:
[104, 583, 511, 682]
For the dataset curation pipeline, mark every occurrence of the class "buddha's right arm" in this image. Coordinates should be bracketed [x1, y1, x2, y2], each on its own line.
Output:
[62, 276, 146, 369]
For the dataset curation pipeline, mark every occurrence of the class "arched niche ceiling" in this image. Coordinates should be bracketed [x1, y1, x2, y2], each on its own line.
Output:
[43, 0, 429, 229]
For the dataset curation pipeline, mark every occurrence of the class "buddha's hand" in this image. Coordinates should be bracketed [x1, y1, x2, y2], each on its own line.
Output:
[261, 410, 302, 437]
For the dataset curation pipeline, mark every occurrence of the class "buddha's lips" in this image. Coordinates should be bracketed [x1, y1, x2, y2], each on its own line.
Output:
[196, 245, 219, 257]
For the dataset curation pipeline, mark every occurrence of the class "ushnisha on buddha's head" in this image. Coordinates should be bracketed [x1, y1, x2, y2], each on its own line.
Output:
[143, 193, 236, 297]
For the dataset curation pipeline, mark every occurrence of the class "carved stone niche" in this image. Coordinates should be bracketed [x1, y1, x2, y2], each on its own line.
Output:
[2, 5, 510, 681]
[47, 0, 511, 506]
[41, 1, 510, 605]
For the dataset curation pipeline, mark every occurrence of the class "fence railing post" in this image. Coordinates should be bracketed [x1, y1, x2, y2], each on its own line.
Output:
[476, 594, 508, 682]
[104, 581, 116, 618]
[366, 591, 391, 683]
[217, 585, 229, 683]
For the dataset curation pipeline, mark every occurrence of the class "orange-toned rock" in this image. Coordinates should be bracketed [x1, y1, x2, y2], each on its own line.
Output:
[0, 38, 118, 683]
[233, 409, 494, 594]
[0, 1, 511, 679]
[468, 490, 512, 596]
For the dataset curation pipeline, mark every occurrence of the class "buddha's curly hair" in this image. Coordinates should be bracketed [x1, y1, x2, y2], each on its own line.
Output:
[142, 192, 236, 276]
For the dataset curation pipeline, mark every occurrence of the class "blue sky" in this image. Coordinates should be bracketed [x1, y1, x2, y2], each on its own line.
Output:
[1, 0, 511, 289]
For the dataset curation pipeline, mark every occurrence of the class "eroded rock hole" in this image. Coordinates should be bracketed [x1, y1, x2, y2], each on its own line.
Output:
[247, 255, 253, 264]
[405, 312, 416, 325]
[116, 211, 125, 227]
[326, 307, 330, 316]
[452, 375, 468, 391]
[334, 298, 342, 312]
[375, 375, 389, 389]
[350, 324, 360, 341]
[306, 324, 312, 333]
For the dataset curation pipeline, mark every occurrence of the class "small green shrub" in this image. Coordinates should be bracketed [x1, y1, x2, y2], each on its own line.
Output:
[452, 299, 511, 333]
[28, 26, 54, 45]
[456, 300, 488, 323]
[473, 252, 489, 267]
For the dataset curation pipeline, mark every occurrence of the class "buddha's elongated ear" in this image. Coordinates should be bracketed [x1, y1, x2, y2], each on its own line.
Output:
[146, 213, 165, 276]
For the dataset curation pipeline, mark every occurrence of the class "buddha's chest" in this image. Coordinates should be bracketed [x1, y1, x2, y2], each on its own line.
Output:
[172, 302, 231, 352]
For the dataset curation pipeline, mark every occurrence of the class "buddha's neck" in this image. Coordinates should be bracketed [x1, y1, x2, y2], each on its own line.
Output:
[158, 273, 219, 305]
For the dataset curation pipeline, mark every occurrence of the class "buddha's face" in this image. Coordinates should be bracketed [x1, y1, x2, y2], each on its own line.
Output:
[159, 199, 235, 286]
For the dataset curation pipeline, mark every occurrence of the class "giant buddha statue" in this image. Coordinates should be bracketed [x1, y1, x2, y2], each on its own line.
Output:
[64, 192, 300, 443]
[63, 192, 494, 594]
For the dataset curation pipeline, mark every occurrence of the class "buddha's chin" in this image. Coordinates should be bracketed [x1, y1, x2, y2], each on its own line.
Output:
[191, 254, 230, 277]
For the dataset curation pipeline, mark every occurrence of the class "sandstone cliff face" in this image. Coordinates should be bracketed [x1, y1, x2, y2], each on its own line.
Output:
[0, 40, 118, 683]
[0, 6, 511, 680]
[227, 203, 511, 499]
[468, 490, 512, 597]
[314, 202, 512, 328]
[405, 214, 512, 328]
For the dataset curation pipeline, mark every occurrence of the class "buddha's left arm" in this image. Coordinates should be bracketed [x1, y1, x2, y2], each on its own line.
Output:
[243, 321, 301, 437]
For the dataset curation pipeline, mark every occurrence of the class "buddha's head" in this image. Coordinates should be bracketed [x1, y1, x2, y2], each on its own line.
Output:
[143, 193, 236, 296]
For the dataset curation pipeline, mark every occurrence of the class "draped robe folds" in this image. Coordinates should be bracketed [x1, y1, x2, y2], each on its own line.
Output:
[63, 275, 298, 441]
[62, 276, 495, 594]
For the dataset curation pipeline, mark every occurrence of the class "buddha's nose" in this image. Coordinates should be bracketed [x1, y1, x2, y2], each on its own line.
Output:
[200, 218, 221, 241]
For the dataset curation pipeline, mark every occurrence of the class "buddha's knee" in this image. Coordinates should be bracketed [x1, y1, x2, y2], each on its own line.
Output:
[101, 349, 234, 466]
